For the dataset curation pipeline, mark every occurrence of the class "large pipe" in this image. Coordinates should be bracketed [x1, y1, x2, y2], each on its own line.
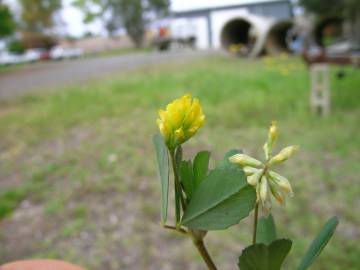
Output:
[313, 17, 344, 47]
[265, 20, 295, 54]
[220, 14, 273, 57]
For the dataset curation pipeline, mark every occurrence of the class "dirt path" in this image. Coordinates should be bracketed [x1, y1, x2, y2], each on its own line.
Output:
[0, 50, 210, 100]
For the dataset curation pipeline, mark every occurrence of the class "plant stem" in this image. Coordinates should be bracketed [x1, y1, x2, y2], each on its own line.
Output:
[167, 149, 217, 270]
[169, 149, 217, 270]
[252, 203, 259, 244]
[170, 151, 186, 213]
[163, 224, 187, 235]
[191, 235, 218, 270]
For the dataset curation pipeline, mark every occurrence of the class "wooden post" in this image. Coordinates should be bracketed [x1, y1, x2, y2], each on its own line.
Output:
[310, 64, 330, 116]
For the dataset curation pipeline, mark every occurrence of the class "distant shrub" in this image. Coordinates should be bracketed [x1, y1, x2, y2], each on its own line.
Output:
[7, 40, 25, 54]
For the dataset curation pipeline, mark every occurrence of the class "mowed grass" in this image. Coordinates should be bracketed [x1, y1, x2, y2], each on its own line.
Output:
[0, 55, 359, 270]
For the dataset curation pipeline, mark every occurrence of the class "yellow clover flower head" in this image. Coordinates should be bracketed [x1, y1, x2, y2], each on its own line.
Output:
[156, 94, 205, 150]
[229, 121, 298, 215]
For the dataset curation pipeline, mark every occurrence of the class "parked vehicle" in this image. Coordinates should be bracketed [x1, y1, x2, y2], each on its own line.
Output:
[0, 48, 51, 66]
[0, 51, 22, 66]
[38, 49, 51, 60]
[0, 46, 84, 66]
[22, 49, 43, 63]
[50, 46, 83, 60]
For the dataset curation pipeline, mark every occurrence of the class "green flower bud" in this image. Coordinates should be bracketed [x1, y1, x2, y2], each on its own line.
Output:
[229, 154, 263, 168]
[269, 145, 299, 166]
[259, 176, 269, 205]
[268, 121, 278, 144]
[263, 121, 278, 160]
[247, 169, 263, 186]
[243, 166, 260, 176]
[268, 178, 286, 205]
[263, 142, 270, 160]
[269, 170, 294, 196]
[260, 176, 272, 215]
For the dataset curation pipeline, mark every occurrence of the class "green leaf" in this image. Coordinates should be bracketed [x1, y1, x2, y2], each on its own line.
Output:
[181, 150, 256, 230]
[297, 216, 339, 270]
[180, 160, 194, 200]
[180, 151, 210, 201]
[257, 214, 277, 245]
[193, 151, 210, 189]
[153, 134, 169, 224]
[238, 239, 292, 270]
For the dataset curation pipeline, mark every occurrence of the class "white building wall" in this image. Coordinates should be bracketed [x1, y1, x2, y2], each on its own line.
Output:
[170, 1, 290, 51]
[172, 0, 292, 51]
[170, 17, 209, 49]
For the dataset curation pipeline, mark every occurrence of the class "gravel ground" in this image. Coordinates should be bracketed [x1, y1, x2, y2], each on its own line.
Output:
[0, 50, 210, 100]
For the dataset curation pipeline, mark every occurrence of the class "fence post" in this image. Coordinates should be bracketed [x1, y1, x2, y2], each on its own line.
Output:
[310, 64, 330, 116]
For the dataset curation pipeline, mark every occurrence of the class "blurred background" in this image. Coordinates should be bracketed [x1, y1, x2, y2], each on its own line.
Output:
[0, 0, 359, 269]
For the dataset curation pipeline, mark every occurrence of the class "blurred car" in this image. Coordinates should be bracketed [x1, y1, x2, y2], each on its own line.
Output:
[0, 51, 22, 66]
[39, 49, 51, 60]
[50, 46, 83, 60]
[22, 49, 43, 63]
[0, 48, 52, 66]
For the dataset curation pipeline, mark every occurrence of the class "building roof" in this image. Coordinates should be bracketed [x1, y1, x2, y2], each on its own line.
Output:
[172, 0, 292, 19]
[171, 0, 289, 13]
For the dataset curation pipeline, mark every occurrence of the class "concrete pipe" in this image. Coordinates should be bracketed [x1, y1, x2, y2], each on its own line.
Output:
[220, 14, 273, 57]
[313, 17, 344, 47]
[265, 20, 295, 54]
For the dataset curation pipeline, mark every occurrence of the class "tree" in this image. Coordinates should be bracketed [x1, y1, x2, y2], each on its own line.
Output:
[16, 0, 61, 49]
[73, 0, 170, 47]
[0, 3, 16, 39]
[19, 0, 62, 32]
[7, 39, 25, 54]
[300, 0, 344, 17]
[300, 0, 360, 47]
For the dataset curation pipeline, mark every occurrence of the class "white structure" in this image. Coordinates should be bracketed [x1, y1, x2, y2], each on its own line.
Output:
[310, 64, 331, 116]
[170, 0, 293, 55]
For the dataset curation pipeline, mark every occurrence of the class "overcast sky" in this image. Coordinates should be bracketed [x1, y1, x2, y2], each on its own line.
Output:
[4, 0, 274, 37]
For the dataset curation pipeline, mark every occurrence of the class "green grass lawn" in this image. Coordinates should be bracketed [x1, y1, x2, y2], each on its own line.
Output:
[0, 55, 359, 270]
[85, 46, 153, 58]
[0, 64, 26, 73]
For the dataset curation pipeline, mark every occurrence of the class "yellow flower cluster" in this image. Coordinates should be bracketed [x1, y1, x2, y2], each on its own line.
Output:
[157, 94, 205, 149]
[229, 122, 299, 215]
[229, 43, 243, 53]
[263, 54, 302, 77]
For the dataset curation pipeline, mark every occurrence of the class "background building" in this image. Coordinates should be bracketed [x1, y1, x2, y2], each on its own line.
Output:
[170, 0, 293, 55]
